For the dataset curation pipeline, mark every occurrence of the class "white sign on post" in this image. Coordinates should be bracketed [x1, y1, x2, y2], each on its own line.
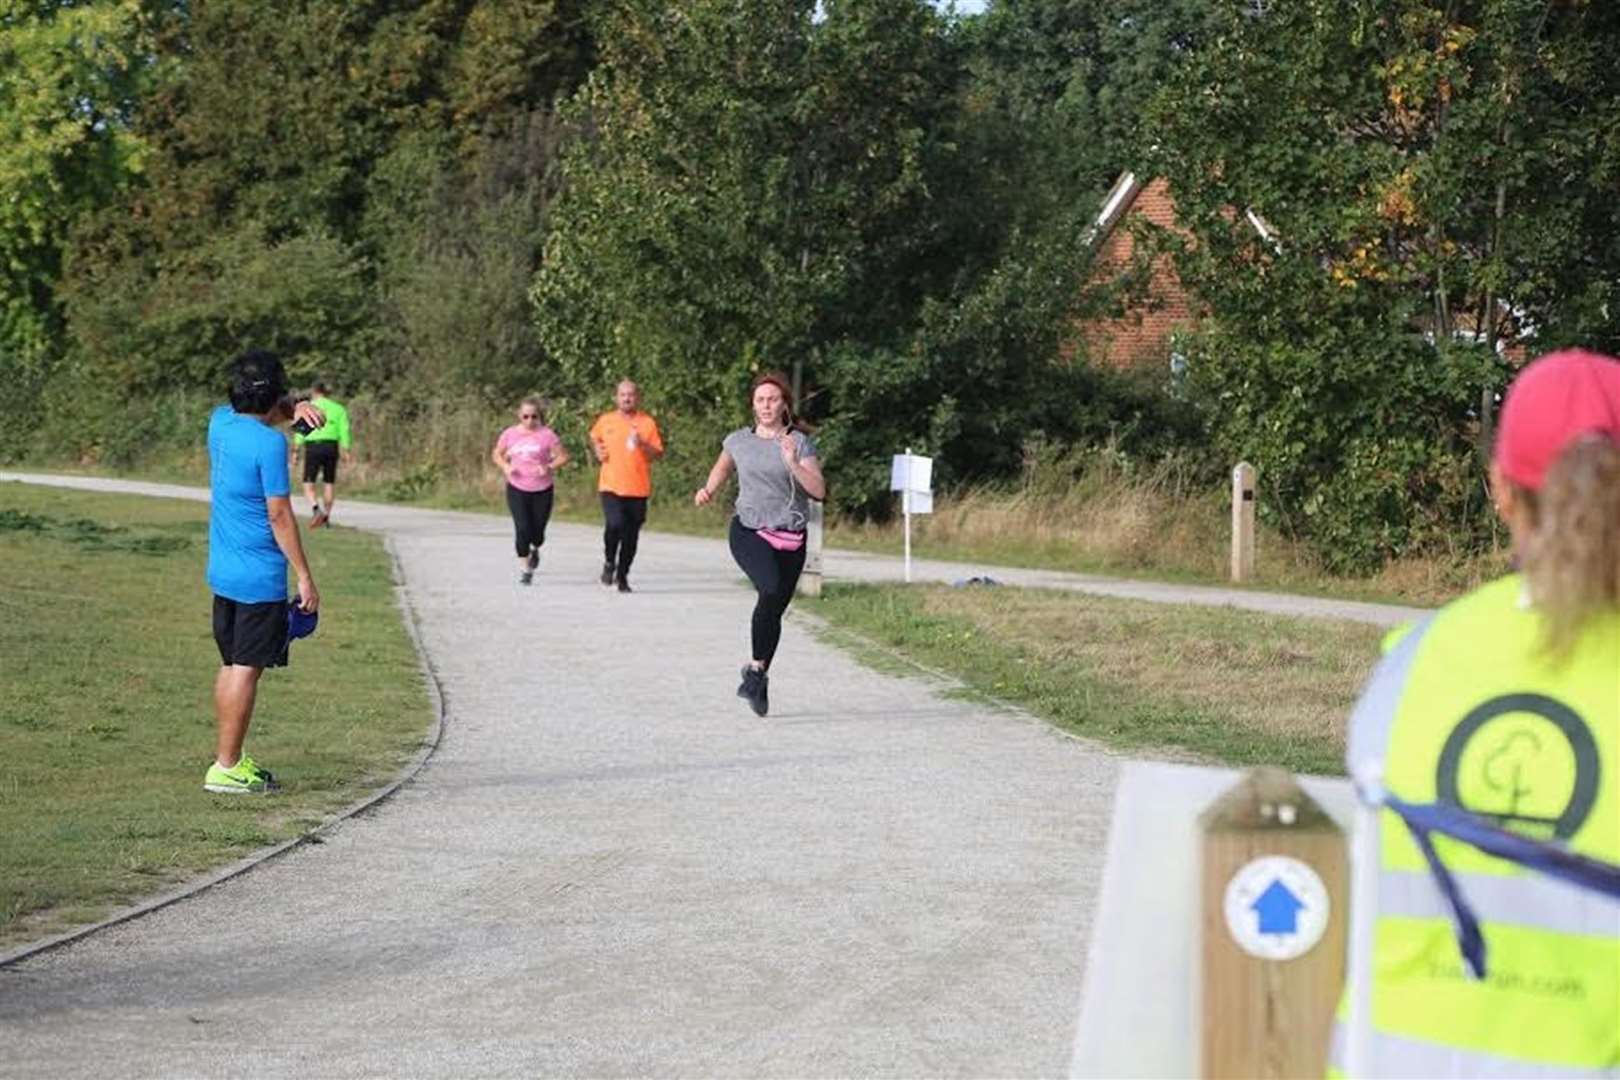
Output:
[889, 453, 933, 496]
[890, 451, 933, 582]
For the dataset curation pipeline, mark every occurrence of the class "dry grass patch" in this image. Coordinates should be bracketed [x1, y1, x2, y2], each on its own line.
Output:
[920, 589, 1379, 749]
[815, 583, 1386, 774]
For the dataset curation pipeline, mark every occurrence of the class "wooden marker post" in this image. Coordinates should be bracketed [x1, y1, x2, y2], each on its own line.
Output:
[1200, 767, 1347, 1079]
[798, 500, 824, 598]
[1231, 462, 1256, 583]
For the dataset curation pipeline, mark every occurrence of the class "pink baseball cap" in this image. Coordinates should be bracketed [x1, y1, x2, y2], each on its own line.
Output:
[1494, 348, 1620, 491]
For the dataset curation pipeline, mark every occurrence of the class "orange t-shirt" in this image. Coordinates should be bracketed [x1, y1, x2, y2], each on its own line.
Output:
[589, 410, 663, 496]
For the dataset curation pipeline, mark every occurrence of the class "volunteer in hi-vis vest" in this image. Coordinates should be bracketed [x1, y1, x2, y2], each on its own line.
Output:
[588, 379, 664, 593]
[1333, 349, 1620, 1077]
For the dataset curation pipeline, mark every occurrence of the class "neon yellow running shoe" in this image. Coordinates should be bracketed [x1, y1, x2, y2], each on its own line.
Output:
[203, 756, 280, 795]
[235, 754, 280, 792]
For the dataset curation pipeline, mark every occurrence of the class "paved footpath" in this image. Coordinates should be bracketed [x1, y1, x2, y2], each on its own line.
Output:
[0, 475, 1419, 1078]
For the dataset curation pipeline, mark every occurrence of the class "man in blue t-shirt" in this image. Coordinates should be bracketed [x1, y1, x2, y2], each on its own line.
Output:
[204, 349, 323, 795]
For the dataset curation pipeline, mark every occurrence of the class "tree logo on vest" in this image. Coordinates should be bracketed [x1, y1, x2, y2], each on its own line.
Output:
[1436, 693, 1601, 840]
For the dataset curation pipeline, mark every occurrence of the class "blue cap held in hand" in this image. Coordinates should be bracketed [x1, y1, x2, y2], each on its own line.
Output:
[287, 600, 319, 644]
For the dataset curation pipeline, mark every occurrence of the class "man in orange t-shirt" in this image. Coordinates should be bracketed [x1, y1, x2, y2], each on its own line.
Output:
[588, 379, 665, 592]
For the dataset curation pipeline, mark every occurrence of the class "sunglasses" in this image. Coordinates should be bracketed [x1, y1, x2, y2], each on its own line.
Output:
[520, 413, 538, 420]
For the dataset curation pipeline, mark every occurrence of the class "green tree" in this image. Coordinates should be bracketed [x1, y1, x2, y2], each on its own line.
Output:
[533, 0, 960, 413]
[824, 0, 1214, 511]
[51, 0, 596, 459]
[365, 115, 566, 406]
[443, 0, 594, 153]
[956, 0, 1227, 213]
[1143, 0, 1620, 568]
[536, 0, 1208, 513]
[0, 0, 153, 452]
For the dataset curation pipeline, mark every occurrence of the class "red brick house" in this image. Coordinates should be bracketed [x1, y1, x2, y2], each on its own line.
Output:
[1075, 172, 1523, 371]
[1077, 173, 1199, 372]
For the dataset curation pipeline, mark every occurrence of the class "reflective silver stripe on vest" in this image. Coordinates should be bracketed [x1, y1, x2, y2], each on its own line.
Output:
[1345, 613, 1437, 775]
[1380, 868, 1620, 938]
[1329, 1020, 1620, 1078]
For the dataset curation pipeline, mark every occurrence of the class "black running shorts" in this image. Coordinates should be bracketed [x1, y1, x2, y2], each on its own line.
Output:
[301, 441, 340, 484]
[212, 595, 289, 669]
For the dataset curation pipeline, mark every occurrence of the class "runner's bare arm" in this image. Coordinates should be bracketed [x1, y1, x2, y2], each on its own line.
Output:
[694, 449, 735, 506]
[792, 453, 826, 502]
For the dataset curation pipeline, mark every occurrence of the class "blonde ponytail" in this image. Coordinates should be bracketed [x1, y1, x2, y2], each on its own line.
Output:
[1521, 437, 1620, 657]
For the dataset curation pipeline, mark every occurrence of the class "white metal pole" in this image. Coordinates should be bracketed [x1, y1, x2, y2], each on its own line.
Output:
[903, 447, 913, 583]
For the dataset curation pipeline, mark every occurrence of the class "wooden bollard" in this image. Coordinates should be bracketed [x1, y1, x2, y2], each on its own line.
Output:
[797, 500, 824, 598]
[1231, 462, 1256, 583]
[1200, 767, 1346, 1079]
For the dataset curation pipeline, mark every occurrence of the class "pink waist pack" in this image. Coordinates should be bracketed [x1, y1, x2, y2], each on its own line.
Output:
[756, 527, 806, 552]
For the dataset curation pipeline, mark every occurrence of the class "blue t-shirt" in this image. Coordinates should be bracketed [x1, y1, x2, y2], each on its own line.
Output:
[207, 405, 290, 603]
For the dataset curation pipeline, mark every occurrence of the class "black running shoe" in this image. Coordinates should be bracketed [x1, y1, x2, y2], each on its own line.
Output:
[600, 561, 615, 586]
[737, 665, 769, 716]
[519, 570, 533, 586]
[616, 576, 632, 593]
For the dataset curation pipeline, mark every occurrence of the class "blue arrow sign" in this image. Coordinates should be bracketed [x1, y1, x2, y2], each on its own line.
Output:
[1251, 879, 1306, 935]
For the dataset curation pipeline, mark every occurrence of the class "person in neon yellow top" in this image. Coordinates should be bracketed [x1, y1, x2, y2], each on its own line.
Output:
[1333, 349, 1620, 1076]
[293, 380, 352, 528]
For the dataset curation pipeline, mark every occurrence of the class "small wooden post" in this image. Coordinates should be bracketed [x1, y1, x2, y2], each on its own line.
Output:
[798, 500, 824, 598]
[1231, 462, 1256, 583]
[1200, 768, 1347, 1079]
[1478, 384, 1496, 473]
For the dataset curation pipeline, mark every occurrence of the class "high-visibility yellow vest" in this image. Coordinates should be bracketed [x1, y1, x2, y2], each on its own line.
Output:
[1332, 574, 1620, 1077]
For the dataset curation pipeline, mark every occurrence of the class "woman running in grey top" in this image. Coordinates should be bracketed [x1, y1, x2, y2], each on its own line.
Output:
[694, 371, 827, 716]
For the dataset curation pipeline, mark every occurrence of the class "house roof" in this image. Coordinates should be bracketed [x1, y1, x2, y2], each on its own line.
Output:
[1085, 171, 1278, 251]
[1084, 172, 1144, 247]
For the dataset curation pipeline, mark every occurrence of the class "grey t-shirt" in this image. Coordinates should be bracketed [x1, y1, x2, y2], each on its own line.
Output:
[723, 427, 819, 531]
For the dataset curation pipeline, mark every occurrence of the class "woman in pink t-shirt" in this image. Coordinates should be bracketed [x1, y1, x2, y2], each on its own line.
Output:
[491, 396, 570, 585]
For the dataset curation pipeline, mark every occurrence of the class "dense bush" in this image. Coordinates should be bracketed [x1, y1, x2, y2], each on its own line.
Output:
[70, 226, 370, 391]
[1184, 325, 1504, 571]
[19, 1, 592, 463]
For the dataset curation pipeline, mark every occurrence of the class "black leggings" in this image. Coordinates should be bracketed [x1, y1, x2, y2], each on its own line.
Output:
[729, 516, 806, 668]
[601, 493, 648, 577]
[506, 485, 555, 557]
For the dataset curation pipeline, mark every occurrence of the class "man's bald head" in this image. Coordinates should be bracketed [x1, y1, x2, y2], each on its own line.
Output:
[615, 380, 640, 413]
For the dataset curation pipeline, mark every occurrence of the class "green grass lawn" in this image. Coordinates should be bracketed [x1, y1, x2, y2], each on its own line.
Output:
[0, 482, 434, 949]
[811, 583, 1385, 776]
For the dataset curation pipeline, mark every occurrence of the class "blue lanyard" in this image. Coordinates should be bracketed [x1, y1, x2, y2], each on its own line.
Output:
[1380, 793, 1620, 977]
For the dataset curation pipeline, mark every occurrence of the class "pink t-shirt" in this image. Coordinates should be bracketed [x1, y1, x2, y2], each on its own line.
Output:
[496, 424, 563, 492]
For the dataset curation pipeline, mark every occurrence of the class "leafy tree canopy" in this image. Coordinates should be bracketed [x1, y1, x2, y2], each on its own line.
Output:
[1144, 0, 1620, 566]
